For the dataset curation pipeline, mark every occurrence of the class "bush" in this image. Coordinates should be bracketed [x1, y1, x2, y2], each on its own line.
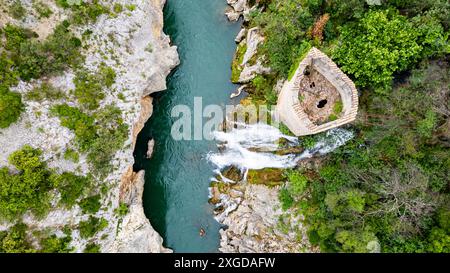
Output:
[9, 0, 26, 20]
[73, 71, 105, 110]
[40, 234, 72, 253]
[87, 105, 128, 175]
[78, 216, 107, 239]
[69, 0, 110, 25]
[3, 23, 83, 81]
[114, 202, 129, 217]
[0, 53, 19, 87]
[279, 188, 294, 211]
[0, 146, 53, 220]
[0, 86, 23, 128]
[253, 0, 315, 76]
[63, 148, 80, 163]
[113, 3, 123, 14]
[286, 170, 309, 195]
[51, 104, 97, 151]
[33, 1, 53, 19]
[79, 194, 101, 214]
[334, 10, 423, 89]
[53, 172, 91, 208]
[83, 242, 101, 253]
[25, 83, 65, 102]
[0, 223, 35, 253]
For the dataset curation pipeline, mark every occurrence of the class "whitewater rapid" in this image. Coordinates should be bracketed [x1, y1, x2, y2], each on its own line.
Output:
[207, 123, 354, 176]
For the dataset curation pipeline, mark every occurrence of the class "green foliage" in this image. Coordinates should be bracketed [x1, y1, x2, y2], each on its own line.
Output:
[72, 66, 116, 109]
[51, 104, 96, 151]
[79, 194, 101, 214]
[98, 65, 117, 88]
[250, 75, 277, 105]
[52, 104, 128, 176]
[9, 0, 26, 20]
[0, 53, 19, 87]
[83, 242, 100, 253]
[231, 43, 247, 83]
[66, 0, 109, 25]
[2, 23, 83, 81]
[0, 86, 23, 128]
[87, 105, 128, 176]
[25, 82, 65, 102]
[73, 71, 105, 110]
[53, 172, 91, 208]
[253, 0, 315, 76]
[334, 10, 423, 89]
[114, 202, 129, 217]
[417, 110, 438, 138]
[64, 148, 80, 163]
[113, 3, 123, 14]
[33, 1, 53, 19]
[287, 41, 312, 80]
[0, 146, 53, 220]
[333, 8, 448, 90]
[78, 216, 107, 239]
[279, 188, 294, 211]
[285, 170, 308, 195]
[40, 233, 73, 253]
[0, 223, 35, 253]
[125, 4, 136, 12]
[295, 61, 450, 253]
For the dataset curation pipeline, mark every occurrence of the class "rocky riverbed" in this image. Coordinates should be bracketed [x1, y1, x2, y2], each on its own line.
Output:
[0, 0, 179, 253]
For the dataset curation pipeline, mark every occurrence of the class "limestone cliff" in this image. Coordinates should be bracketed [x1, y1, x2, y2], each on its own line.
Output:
[0, 0, 179, 253]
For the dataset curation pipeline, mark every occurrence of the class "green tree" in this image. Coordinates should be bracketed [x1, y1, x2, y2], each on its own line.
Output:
[0, 87, 23, 128]
[334, 10, 423, 89]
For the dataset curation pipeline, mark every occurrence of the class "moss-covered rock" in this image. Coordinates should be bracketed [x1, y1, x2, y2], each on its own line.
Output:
[247, 168, 285, 187]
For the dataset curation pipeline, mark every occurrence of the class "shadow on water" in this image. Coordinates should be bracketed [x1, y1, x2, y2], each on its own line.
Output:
[133, 0, 241, 253]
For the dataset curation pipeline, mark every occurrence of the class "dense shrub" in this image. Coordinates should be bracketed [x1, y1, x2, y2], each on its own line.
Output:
[87, 105, 128, 175]
[78, 216, 107, 239]
[333, 9, 448, 90]
[83, 242, 101, 253]
[33, 1, 53, 19]
[63, 148, 80, 163]
[8, 0, 26, 20]
[0, 146, 53, 220]
[334, 10, 421, 89]
[0, 86, 23, 128]
[0, 53, 19, 87]
[0, 223, 35, 253]
[283, 61, 450, 253]
[51, 104, 97, 151]
[73, 71, 105, 110]
[53, 172, 91, 208]
[40, 233, 73, 253]
[252, 0, 315, 76]
[2, 23, 83, 81]
[25, 83, 65, 102]
[52, 104, 128, 176]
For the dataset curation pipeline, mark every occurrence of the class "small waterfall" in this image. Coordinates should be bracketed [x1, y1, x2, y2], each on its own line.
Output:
[207, 123, 354, 176]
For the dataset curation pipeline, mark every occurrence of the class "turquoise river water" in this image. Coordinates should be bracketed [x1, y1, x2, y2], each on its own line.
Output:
[133, 0, 241, 253]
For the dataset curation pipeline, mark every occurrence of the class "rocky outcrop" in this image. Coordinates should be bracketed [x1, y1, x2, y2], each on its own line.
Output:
[213, 182, 315, 253]
[225, 0, 258, 22]
[110, 169, 171, 253]
[233, 27, 272, 83]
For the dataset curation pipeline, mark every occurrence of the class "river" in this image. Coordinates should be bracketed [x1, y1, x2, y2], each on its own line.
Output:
[133, 0, 241, 253]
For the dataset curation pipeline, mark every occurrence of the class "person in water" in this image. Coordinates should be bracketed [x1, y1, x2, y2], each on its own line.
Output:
[199, 228, 206, 237]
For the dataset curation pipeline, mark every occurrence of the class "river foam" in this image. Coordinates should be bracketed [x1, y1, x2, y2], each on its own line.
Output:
[207, 123, 354, 176]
